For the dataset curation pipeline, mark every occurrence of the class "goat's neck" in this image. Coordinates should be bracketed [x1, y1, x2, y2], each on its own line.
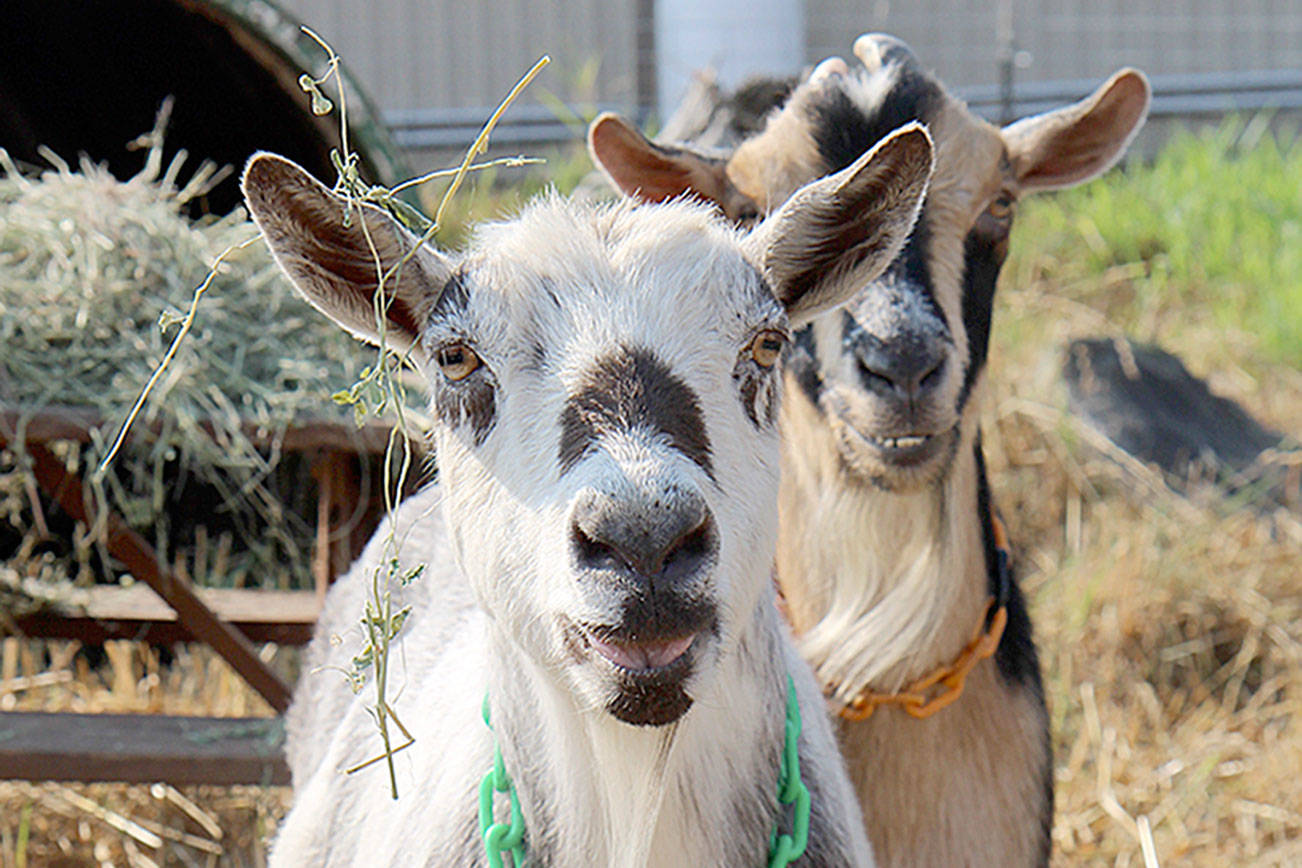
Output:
[776, 395, 989, 699]
[486, 597, 786, 868]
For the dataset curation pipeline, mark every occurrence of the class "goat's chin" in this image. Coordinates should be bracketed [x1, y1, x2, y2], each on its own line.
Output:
[826, 408, 959, 492]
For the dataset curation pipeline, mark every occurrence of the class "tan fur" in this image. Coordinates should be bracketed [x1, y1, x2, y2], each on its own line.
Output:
[767, 59, 1147, 866]
[836, 659, 1050, 867]
[778, 373, 1050, 866]
[771, 83, 1049, 868]
[726, 109, 824, 213]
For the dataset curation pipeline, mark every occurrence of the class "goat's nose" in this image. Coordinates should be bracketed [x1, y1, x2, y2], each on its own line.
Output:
[571, 492, 715, 583]
[853, 336, 947, 407]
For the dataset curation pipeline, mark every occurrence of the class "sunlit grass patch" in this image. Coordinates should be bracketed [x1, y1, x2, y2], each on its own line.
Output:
[990, 115, 1302, 865]
[1008, 117, 1302, 369]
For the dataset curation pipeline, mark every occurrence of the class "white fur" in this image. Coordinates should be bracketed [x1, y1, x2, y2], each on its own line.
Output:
[241, 159, 916, 866]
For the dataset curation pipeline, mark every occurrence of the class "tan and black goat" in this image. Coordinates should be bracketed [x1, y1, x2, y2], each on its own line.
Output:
[589, 34, 1150, 866]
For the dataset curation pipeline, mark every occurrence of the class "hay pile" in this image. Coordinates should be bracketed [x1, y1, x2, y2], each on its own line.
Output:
[987, 121, 1302, 864]
[0, 139, 369, 591]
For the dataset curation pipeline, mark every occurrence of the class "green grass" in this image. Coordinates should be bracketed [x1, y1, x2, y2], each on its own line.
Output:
[1007, 117, 1302, 367]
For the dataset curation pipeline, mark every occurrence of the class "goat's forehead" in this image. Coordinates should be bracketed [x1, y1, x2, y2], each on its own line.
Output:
[730, 59, 1004, 206]
[459, 196, 778, 343]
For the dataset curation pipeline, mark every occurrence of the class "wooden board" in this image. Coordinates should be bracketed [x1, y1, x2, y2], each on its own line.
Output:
[0, 405, 397, 454]
[0, 712, 289, 785]
[12, 586, 322, 647]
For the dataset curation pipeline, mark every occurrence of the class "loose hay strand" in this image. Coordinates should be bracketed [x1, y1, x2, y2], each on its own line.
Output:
[96, 234, 259, 477]
[294, 34, 551, 797]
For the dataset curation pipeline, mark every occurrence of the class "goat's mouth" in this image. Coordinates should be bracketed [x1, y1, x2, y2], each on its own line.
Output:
[825, 400, 960, 488]
[569, 621, 707, 726]
[830, 403, 954, 464]
[588, 632, 697, 672]
[849, 425, 952, 466]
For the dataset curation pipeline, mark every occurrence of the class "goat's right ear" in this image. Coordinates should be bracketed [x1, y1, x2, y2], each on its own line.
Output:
[587, 112, 730, 204]
[746, 123, 933, 325]
[241, 153, 453, 356]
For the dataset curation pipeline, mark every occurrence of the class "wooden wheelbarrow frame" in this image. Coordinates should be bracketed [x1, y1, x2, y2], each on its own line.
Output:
[0, 406, 395, 785]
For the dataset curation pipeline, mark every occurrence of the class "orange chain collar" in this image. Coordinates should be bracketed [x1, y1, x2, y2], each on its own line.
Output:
[832, 513, 1013, 722]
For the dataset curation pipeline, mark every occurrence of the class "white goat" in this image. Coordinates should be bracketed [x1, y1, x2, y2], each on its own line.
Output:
[244, 124, 931, 867]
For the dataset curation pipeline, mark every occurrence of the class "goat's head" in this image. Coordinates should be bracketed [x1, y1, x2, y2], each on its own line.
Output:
[241, 135, 930, 725]
[590, 33, 1149, 491]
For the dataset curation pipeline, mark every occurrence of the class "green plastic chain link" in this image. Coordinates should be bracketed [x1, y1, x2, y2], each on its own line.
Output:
[769, 674, 811, 867]
[479, 693, 526, 868]
[479, 673, 810, 867]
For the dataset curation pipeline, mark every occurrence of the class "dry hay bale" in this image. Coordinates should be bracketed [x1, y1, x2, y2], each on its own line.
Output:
[0, 135, 376, 592]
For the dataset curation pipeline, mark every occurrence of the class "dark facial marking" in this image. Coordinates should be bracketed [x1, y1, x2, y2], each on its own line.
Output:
[788, 326, 824, 409]
[430, 268, 471, 319]
[834, 214, 948, 385]
[428, 271, 497, 445]
[733, 356, 780, 429]
[559, 347, 714, 480]
[606, 670, 694, 726]
[805, 63, 942, 174]
[956, 221, 1010, 411]
[433, 371, 497, 446]
[879, 213, 947, 321]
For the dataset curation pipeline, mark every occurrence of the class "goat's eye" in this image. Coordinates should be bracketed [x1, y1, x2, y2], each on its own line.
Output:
[436, 343, 480, 381]
[749, 330, 786, 368]
[987, 192, 1015, 220]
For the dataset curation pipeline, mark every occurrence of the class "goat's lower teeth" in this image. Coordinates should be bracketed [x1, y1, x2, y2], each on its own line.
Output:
[880, 435, 928, 448]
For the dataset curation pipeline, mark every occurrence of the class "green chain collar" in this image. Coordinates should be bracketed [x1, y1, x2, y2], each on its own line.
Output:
[479, 674, 811, 868]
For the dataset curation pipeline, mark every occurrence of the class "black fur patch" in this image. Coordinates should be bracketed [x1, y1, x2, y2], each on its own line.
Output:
[975, 436, 1052, 862]
[787, 326, 824, 409]
[559, 346, 714, 479]
[956, 223, 1008, 412]
[432, 356, 497, 446]
[427, 271, 496, 444]
[973, 440, 1042, 691]
[805, 64, 941, 174]
[606, 669, 694, 726]
[430, 269, 471, 319]
[880, 213, 947, 325]
[733, 357, 780, 429]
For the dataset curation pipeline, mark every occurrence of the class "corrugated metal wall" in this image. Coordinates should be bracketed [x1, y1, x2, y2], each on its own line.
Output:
[275, 0, 641, 112]
[272, 0, 1302, 149]
[806, 0, 1302, 88]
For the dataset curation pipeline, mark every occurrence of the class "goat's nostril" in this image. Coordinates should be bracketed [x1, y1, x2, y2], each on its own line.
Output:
[573, 522, 626, 572]
[918, 358, 943, 392]
[856, 358, 899, 396]
[572, 503, 714, 583]
[662, 514, 714, 574]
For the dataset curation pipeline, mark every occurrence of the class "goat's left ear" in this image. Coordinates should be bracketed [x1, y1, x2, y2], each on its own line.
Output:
[746, 123, 933, 325]
[587, 112, 731, 204]
[241, 153, 454, 357]
[1003, 68, 1150, 192]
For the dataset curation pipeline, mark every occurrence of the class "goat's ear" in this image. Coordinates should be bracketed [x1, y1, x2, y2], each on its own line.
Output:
[240, 152, 453, 356]
[588, 112, 730, 204]
[1002, 69, 1150, 192]
[746, 123, 933, 325]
